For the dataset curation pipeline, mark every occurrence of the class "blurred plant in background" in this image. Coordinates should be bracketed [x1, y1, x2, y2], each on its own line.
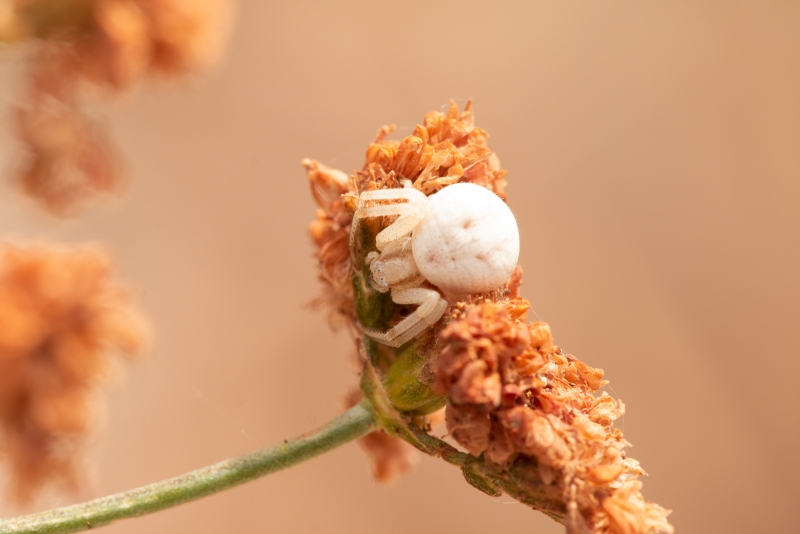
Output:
[0, 0, 231, 214]
[0, 244, 147, 503]
[0, 0, 229, 507]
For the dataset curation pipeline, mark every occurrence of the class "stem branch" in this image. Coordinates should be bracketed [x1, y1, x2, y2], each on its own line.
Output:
[0, 403, 376, 534]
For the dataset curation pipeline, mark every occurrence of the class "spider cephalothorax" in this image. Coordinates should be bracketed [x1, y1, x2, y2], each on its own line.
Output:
[352, 180, 519, 347]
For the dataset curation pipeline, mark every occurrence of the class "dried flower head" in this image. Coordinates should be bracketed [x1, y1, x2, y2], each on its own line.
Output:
[306, 102, 672, 533]
[305, 100, 508, 330]
[434, 290, 673, 533]
[358, 101, 508, 198]
[306, 100, 510, 481]
[0, 243, 147, 503]
[6, 0, 232, 213]
[14, 94, 120, 214]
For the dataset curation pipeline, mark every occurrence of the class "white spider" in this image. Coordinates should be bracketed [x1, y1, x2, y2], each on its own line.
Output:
[352, 180, 520, 347]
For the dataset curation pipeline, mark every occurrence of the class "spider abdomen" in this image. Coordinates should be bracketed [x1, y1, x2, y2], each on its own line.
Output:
[411, 183, 520, 297]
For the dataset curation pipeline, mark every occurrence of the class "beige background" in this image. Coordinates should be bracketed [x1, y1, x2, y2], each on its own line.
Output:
[1, 1, 799, 532]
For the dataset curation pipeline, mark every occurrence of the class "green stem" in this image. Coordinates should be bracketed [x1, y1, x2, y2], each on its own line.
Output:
[0, 403, 376, 534]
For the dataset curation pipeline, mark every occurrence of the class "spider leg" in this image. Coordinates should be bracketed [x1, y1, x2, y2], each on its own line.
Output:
[375, 214, 423, 251]
[362, 288, 447, 348]
[350, 202, 422, 260]
[353, 204, 425, 251]
[355, 183, 427, 208]
[353, 203, 421, 220]
[354, 185, 428, 249]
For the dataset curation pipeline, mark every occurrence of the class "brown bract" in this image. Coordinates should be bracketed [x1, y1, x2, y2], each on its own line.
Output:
[9, 0, 231, 214]
[434, 284, 673, 534]
[0, 244, 147, 503]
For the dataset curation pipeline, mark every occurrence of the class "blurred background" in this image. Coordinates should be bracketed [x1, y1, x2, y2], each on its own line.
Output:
[0, 0, 798, 532]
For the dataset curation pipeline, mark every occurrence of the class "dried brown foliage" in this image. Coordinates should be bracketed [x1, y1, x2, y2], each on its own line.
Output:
[305, 100, 509, 328]
[306, 102, 674, 532]
[434, 280, 673, 533]
[7, 0, 232, 213]
[355, 100, 508, 198]
[0, 244, 147, 503]
[305, 101, 512, 483]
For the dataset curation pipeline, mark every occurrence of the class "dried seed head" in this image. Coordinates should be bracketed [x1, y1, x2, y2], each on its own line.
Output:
[305, 100, 512, 484]
[306, 103, 671, 534]
[435, 289, 673, 533]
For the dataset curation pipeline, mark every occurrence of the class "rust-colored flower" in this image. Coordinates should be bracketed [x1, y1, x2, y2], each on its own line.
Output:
[305, 100, 508, 330]
[14, 94, 120, 215]
[306, 101, 510, 482]
[357, 101, 508, 198]
[434, 291, 672, 533]
[6, 0, 232, 213]
[306, 102, 672, 533]
[0, 243, 147, 503]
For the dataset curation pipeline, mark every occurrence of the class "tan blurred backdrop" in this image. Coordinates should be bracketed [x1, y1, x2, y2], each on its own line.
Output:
[1, 1, 799, 532]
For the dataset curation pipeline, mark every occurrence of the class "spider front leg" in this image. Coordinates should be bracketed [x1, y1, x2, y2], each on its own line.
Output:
[350, 183, 428, 252]
[362, 287, 448, 348]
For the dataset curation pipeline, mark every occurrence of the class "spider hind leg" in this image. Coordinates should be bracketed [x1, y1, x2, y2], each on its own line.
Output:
[362, 288, 447, 348]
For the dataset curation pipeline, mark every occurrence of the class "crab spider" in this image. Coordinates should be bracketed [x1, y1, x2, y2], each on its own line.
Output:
[352, 180, 520, 347]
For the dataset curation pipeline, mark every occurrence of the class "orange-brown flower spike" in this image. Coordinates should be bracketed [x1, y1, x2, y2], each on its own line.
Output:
[6, 0, 232, 214]
[355, 101, 508, 198]
[305, 101, 513, 483]
[0, 243, 147, 504]
[436, 294, 673, 533]
[306, 102, 672, 533]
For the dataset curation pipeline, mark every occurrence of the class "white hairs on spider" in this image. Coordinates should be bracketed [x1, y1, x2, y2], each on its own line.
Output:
[352, 181, 520, 347]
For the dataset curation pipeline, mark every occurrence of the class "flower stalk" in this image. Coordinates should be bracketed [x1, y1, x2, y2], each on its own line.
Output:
[0, 403, 376, 534]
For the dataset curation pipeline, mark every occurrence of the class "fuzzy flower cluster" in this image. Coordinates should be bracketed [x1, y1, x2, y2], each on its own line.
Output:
[304, 101, 507, 328]
[5, 0, 231, 213]
[434, 278, 673, 533]
[0, 244, 146, 503]
[305, 101, 508, 480]
[305, 102, 672, 533]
